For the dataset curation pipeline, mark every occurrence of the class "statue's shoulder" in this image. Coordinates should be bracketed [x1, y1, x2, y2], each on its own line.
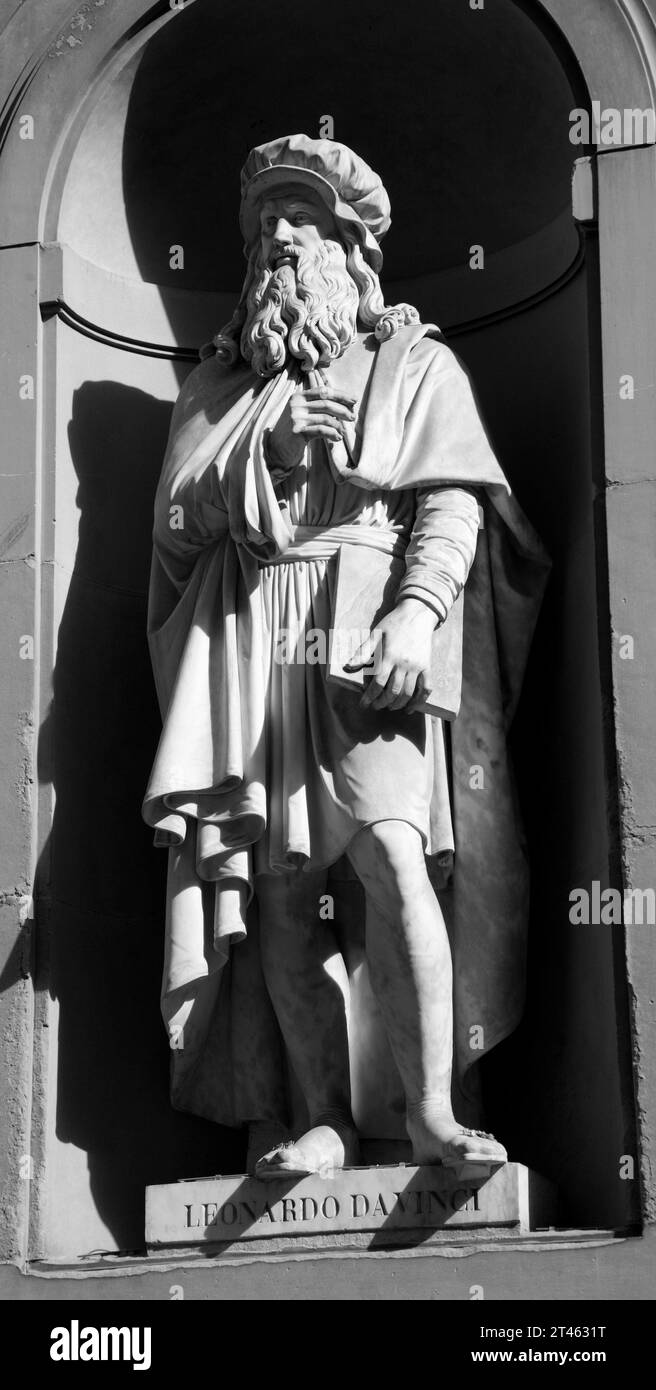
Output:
[401, 322, 463, 373]
[172, 356, 254, 425]
[374, 321, 465, 387]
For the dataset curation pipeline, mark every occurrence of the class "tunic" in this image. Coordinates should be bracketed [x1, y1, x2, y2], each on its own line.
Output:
[249, 444, 480, 877]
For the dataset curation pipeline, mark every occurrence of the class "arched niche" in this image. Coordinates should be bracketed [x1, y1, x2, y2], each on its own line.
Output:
[0, 0, 655, 1262]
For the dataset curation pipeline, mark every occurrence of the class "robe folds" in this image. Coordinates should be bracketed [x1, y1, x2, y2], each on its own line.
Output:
[143, 323, 550, 1132]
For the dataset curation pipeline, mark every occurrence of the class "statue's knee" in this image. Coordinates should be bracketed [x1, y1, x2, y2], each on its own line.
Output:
[352, 820, 425, 897]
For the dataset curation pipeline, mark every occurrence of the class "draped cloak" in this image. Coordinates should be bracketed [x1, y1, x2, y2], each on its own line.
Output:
[143, 323, 550, 1133]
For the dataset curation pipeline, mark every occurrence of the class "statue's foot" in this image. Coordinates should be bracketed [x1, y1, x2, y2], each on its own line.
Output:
[254, 1123, 360, 1181]
[407, 1105, 507, 1169]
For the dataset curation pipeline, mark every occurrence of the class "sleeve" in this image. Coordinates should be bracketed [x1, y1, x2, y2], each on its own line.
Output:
[152, 455, 229, 596]
[151, 367, 232, 590]
[397, 485, 481, 622]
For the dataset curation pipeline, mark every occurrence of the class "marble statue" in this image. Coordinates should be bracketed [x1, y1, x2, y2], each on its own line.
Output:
[143, 134, 549, 1180]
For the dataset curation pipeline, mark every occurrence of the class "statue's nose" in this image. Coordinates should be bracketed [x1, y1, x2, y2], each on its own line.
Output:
[272, 218, 294, 245]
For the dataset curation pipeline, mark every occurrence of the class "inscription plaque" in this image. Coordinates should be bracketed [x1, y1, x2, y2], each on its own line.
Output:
[146, 1163, 554, 1248]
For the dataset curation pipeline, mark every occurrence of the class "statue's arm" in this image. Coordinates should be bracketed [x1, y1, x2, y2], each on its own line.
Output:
[151, 466, 229, 597]
[396, 486, 481, 622]
[340, 343, 488, 710]
[351, 486, 480, 713]
[150, 368, 236, 590]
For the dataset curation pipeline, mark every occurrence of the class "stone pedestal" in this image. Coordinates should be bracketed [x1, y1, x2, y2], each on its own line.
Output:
[146, 1163, 557, 1255]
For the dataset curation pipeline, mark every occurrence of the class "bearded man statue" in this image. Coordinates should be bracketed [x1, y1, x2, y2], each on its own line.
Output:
[143, 134, 549, 1180]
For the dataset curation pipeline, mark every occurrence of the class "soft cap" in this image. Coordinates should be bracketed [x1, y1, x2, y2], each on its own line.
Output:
[240, 133, 391, 271]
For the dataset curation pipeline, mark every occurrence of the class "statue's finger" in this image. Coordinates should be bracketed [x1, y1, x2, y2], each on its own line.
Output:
[296, 412, 348, 429]
[360, 683, 382, 709]
[360, 666, 392, 707]
[299, 425, 343, 441]
[389, 673, 418, 711]
[303, 388, 357, 407]
[291, 415, 335, 432]
[298, 405, 355, 427]
[292, 408, 339, 424]
[372, 672, 406, 710]
[304, 397, 356, 414]
[304, 401, 355, 421]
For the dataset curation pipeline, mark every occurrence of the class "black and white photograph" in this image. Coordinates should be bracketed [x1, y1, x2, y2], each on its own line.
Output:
[0, 0, 654, 1333]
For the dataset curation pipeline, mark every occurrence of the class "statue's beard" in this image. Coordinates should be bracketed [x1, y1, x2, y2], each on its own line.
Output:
[241, 239, 360, 378]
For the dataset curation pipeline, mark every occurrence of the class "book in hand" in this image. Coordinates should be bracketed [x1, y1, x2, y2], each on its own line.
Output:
[327, 542, 463, 720]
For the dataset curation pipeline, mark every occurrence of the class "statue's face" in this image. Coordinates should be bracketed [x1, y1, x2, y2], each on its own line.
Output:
[242, 184, 358, 377]
[258, 186, 340, 271]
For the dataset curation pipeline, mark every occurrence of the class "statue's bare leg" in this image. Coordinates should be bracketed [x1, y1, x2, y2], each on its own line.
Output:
[347, 820, 507, 1167]
[255, 868, 360, 1179]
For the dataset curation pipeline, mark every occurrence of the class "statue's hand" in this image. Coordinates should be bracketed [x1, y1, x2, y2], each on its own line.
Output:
[290, 387, 357, 448]
[266, 389, 357, 476]
[345, 598, 436, 712]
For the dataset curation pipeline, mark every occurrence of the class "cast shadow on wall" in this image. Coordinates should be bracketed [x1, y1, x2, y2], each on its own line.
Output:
[41, 380, 243, 1253]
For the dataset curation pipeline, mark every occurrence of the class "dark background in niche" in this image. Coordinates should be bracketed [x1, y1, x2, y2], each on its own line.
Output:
[123, 0, 578, 290]
[39, 0, 635, 1244]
